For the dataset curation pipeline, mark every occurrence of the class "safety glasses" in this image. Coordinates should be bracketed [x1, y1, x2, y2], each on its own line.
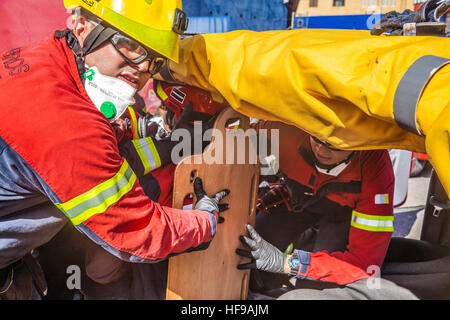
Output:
[311, 136, 343, 151]
[110, 32, 166, 75]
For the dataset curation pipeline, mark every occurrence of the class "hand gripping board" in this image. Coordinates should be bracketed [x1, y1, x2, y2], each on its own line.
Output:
[166, 107, 260, 300]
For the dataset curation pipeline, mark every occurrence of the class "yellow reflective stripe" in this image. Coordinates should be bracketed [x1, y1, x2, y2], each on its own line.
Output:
[0, 268, 13, 294]
[55, 161, 137, 226]
[156, 81, 168, 101]
[131, 137, 162, 174]
[351, 210, 394, 232]
[127, 107, 139, 139]
[285, 243, 294, 254]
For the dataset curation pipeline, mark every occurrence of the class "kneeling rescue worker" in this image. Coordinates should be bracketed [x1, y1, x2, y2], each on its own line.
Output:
[236, 121, 395, 296]
[0, 0, 230, 299]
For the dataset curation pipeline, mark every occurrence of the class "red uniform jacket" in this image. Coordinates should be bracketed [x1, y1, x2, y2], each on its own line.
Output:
[256, 121, 395, 284]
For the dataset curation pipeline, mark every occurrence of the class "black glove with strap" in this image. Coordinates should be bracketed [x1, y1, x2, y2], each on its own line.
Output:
[150, 101, 197, 167]
[256, 181, 293, 214]
[236, 224, 286, 274]
[156, 101, 217, 166]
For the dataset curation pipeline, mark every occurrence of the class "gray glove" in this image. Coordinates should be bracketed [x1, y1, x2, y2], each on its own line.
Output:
[193, 177, 230, 223]
[236, 224, 286, 274]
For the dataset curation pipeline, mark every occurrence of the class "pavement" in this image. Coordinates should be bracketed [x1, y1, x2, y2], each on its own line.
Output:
[393, 164, 432, 240]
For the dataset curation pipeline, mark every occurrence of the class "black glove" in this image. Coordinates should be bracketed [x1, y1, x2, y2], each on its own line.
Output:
[236, 224, 286, 274]
[172, 102, 217, 155]
[256, 182, 293, 214]
[371, 9, 419, 35]
[148, 102, 199, 167]
[193, 177, 230, 224]
[158, 102, 217, 164]
[371, 0, 450, 35]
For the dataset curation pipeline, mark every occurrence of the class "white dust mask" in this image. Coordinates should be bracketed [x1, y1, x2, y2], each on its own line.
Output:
[83, 66, 137, 122]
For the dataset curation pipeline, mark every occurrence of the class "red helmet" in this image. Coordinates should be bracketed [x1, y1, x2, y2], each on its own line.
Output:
[154, 80, 228, 118]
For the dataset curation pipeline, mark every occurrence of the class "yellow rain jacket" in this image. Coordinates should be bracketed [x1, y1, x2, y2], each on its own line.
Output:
[160, 29, 450, 195]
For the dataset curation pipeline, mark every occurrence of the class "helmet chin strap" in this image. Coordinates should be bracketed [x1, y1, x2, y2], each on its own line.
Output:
[311, 151, 356, 174]
[80, 23, 117, 57]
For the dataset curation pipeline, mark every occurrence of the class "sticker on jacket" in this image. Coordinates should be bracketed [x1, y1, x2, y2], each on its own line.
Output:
[374, 193, 389, 204]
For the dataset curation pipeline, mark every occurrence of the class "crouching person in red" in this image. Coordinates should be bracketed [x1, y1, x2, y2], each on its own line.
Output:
[236, 121, 417, 300]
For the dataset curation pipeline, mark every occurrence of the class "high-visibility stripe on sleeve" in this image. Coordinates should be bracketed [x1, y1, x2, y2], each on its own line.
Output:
[351, 211, 394, 232]
[55, 160, 137, 226]
[131, 137, 162, 175]
[127, 107, 140, 140]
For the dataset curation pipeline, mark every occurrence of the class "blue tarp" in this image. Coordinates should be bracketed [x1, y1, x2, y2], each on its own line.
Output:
[183, 0, 288, 32]
[186, 16, 231, 34]
[294, 14, 383, 30]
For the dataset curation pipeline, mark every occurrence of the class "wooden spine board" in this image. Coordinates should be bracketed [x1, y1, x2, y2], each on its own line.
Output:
[166, 107, 260, 300]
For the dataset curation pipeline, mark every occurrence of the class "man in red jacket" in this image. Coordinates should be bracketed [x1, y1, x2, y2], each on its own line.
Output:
[80, 87, 226, 299]
[0, 1, 230, 299]
[236, 121, 411, 298]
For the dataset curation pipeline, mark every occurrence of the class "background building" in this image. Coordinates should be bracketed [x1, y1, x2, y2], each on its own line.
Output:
[293, 0, 432, 30]
[297, 0, 416, 17]
[183, 0, 289, 34]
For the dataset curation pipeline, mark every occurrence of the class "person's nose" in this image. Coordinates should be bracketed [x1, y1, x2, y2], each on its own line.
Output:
[135, 59, 150, 73]
[316, 144, 331, 155]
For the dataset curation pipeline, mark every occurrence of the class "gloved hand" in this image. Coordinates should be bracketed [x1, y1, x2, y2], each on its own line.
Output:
[193, 177, 230, 224]
[149, 102, 200, 167]
[156, 102, 217, 165]
[171, 101, 196, 131]
[371, 0, 450, 35]
[236, 224, 286, 274]
[256, 182, 293, 214]
[171, 101, 217, 155]
[371, 9, 420, 35]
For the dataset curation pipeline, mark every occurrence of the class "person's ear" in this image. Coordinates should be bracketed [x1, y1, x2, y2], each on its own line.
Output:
[73, 15, 93, 48]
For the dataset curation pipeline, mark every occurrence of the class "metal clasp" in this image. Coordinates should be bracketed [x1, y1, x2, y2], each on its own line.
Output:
[429, 196, 450, 218]
[172, 8, 189, 35]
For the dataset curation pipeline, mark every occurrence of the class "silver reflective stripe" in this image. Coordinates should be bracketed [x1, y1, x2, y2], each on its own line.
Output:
[140, 140, 158, 171]
[393, 55, 450, 136]
[351, 215, 393, 228]
[351, 211, 394, 232]
[131, 138, 161, 174]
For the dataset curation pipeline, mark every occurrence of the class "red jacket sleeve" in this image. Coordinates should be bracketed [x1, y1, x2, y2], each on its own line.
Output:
[80, 169, 216, 262]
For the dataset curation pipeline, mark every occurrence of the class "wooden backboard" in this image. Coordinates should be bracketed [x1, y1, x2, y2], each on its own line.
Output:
[166, 107, 259, 300]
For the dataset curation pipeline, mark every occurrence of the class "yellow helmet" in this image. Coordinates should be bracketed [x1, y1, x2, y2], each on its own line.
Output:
[64, 0, 188, 62]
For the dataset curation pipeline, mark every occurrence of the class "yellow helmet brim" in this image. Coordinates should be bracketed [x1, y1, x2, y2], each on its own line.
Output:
[64, 0, 181, 62]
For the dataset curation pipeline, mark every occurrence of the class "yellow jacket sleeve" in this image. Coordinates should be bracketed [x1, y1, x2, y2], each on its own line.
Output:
[161, 29, 450, 195]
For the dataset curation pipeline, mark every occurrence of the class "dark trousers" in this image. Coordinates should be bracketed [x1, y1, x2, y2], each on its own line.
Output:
[0, 253, 46, 300]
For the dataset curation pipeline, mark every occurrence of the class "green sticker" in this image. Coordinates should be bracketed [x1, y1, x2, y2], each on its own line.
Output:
[100, 101, 117, 119]
[84, 69, 95, 81]
[145, 0, 152, 4]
